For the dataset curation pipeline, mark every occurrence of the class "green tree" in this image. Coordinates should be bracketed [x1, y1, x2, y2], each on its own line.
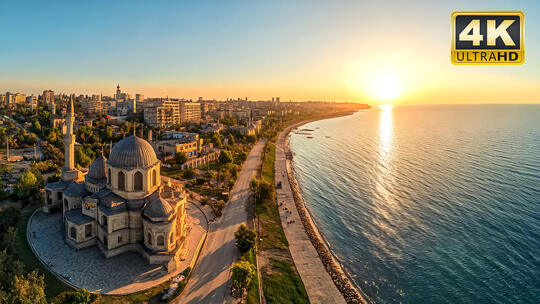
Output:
[33, 121, 42, 134]
[249, 178, 259, 193]
[211, 133, 222, 147]
[231, 261, 255, 298]
[58, 288, 100, 304]
[227, 134, 235, 146]
[0, 205, 21, 235]
[235, 224, 256, 253]
[1, 227, 18, 255]
[219, 150, 233, 164]
[183, 168, 195, 179]
[11, 271, 47, 304]
[214, 200, 226, 217]
[255, 180, 273, 203]
[15, 170, 38, 200]
[174, 152, 188, 166]
[76, 149, 92, 168]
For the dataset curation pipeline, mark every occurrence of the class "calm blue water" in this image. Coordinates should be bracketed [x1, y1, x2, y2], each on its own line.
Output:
[289, 105, 540, 304]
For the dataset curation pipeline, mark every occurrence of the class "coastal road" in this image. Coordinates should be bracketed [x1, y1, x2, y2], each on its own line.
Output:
[174, 140, 265, 304]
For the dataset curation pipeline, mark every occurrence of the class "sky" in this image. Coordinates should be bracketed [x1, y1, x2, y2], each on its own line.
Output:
[1, 0, 539, 105]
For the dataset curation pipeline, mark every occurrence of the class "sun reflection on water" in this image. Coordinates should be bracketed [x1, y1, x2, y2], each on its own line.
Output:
[378, 104, 394, 158]
[370, 104, 402, 259]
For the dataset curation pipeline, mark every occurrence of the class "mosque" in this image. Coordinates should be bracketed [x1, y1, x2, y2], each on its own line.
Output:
[43, 96, 188, 271]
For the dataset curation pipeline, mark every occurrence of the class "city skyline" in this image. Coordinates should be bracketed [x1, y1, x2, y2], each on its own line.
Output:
[1, 0, 539, 104]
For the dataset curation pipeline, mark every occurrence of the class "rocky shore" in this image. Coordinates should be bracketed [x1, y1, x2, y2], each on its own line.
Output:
[284, 116, 370, 304]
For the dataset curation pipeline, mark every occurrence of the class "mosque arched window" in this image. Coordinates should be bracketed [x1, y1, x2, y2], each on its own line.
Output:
[70, 227, 76, 239]
[147, 232, 152, 246]
[108, 168, 111, 184]
[152, 169, 157, 187]
[118, 171, 125, 191]
[134, 171, 143, 191]
[157, 235, 164, 246]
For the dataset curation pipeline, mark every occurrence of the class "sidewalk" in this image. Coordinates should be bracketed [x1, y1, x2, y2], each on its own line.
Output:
[274, 124, 347, 304]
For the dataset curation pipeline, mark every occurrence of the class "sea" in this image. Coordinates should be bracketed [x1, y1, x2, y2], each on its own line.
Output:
[289, 105, 540, 304]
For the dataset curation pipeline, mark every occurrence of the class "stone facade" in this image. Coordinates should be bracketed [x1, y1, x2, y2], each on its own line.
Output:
[44, 99, 188, 271]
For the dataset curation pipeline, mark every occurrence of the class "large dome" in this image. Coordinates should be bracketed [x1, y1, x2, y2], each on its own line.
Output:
[108, 136, 158, 169]
[87, 154, 107, 181]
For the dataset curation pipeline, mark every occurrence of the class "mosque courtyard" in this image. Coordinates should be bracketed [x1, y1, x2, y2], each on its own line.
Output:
[27, 202, 207, 295]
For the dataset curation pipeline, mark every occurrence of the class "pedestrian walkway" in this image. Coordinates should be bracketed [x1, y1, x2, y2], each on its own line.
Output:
[275, 124, 347, 304]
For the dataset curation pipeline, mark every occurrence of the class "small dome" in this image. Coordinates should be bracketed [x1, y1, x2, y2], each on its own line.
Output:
[144, 198, 174, 220]
[87, 154, 107, 181]
[108, 136, 158, 169]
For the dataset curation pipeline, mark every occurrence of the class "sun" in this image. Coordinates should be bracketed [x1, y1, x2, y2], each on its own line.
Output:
[370, 72, 402, 102]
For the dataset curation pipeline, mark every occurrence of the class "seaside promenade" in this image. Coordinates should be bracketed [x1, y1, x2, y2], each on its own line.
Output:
[274, 122, 347, 304]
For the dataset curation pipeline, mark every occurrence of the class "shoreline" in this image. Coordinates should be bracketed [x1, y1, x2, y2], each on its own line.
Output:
[282, 111, 371, 304]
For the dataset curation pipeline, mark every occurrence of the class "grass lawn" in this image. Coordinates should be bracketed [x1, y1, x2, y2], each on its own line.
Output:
[241, 248, 260, 304]
[262, 259, 309, 304]
[255, 136, 308, 304]
[256, 196, 288, 250]
[16, 205, 73, 298]
[262, 142, 275, 184]
[256, 141, 288, 250]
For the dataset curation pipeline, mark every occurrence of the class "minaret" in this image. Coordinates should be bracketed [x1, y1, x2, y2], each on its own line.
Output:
[50, 100, 56, 127]
[61, 95, 80, 182]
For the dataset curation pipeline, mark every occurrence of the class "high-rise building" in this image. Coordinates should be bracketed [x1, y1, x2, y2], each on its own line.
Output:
[180, 101, 201, 123]
[43, 90, 54, 104]
[27, 95, 38, 111]
[144, 106, 177, 127]
[136, 94, 144, 102]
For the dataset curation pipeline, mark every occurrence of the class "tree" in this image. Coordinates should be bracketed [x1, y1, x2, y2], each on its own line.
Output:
[33, 121, 42, 134]
[227, 134, 235, 146]
[214, 200, 226, 217]
[235, 224, 256, 253]
[211, 133, 222, 147]
[255, 180, 273, 203]
[0, 205, 21, 235]
[237, 151, 248, 163]
[183, 168, 195, 179]
[76, 149, 92, 168]
[15, 170, 38, 200]
[231, 261, 255, 298]
[174, 152, 188, 166]
[1, 227, 18, 255]
[56, 288, 100, 304]
[11, 271, 47, 304]
[219, 150, 233, 164]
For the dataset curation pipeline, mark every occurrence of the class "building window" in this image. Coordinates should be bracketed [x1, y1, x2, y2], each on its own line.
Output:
[147, 232, 152, 246]
[170, 233, 174, 244]
[64, 199, 68, 210]
[102, 215, 107, 227]
[134, 171, 143, 191]
[118, 236, 123, 244]
[118, 171, 125, 191]
[70, 226, 76, 239]
[85, 224, 91, 237]
[157, 235, 164, 246]
[108, 168, 111, 183]
[152, 169, 157, 187]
